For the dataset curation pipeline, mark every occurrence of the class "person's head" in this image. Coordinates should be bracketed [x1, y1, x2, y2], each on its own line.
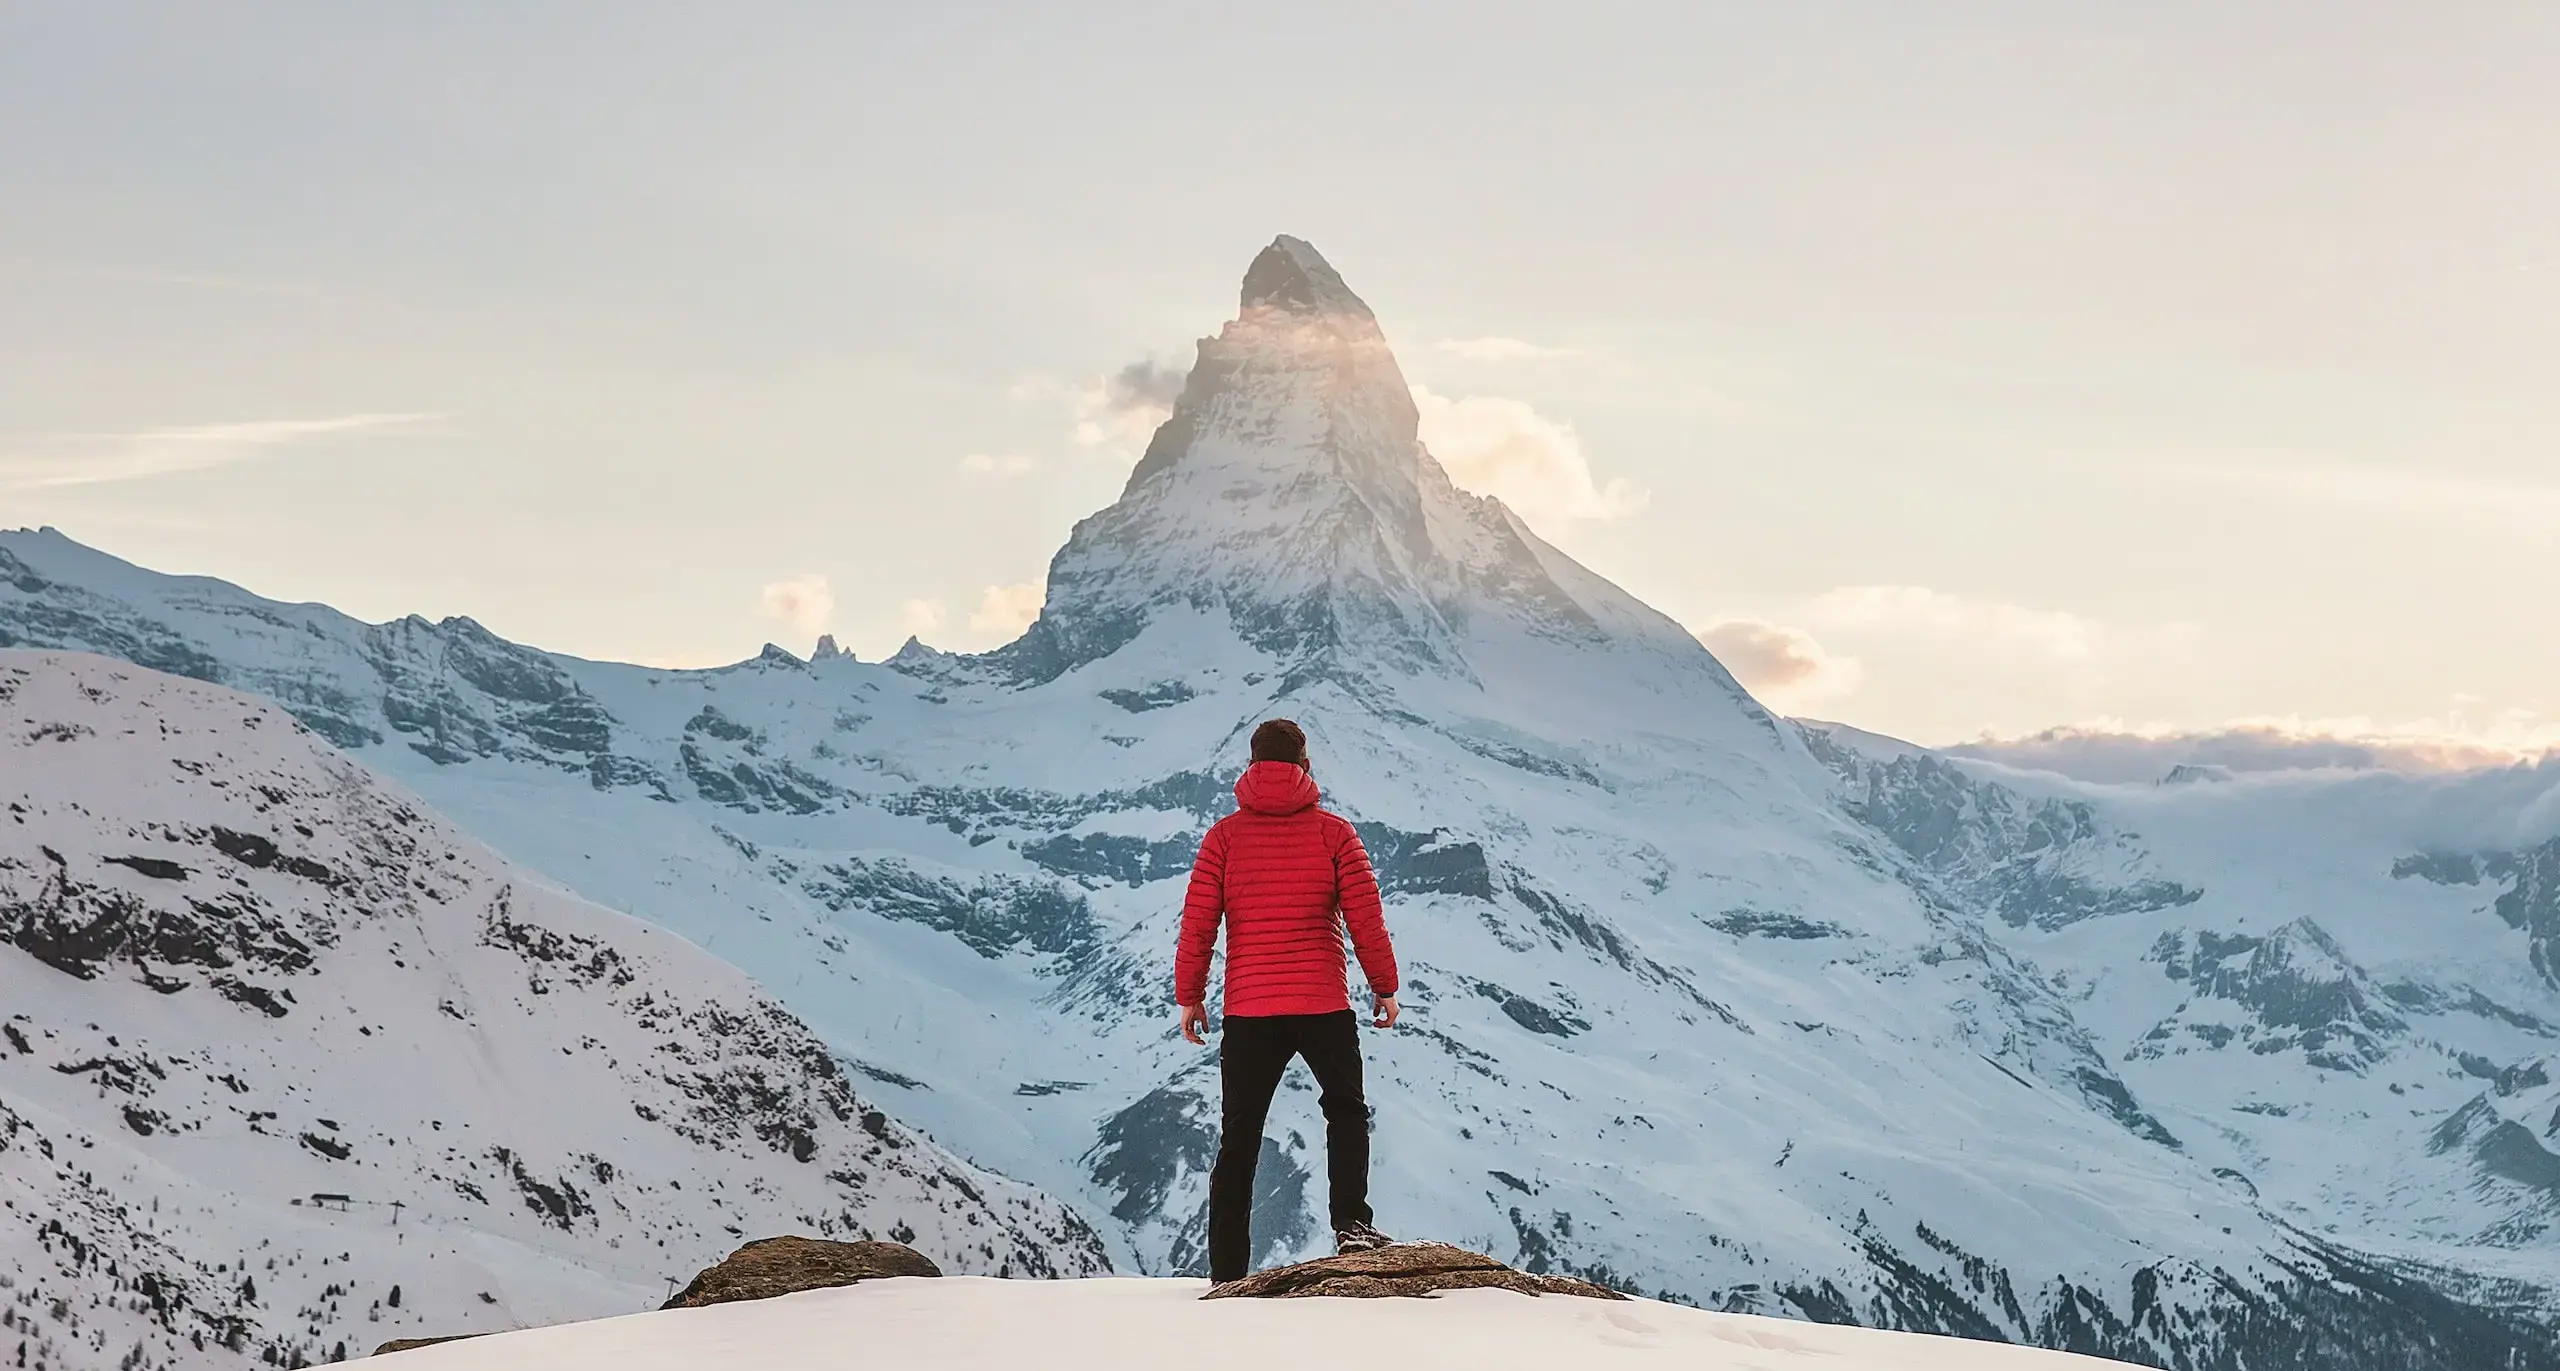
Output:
[1250, 718, 1310, 769]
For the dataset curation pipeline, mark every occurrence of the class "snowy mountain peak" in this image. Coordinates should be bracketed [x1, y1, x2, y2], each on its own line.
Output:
[1122, 234, 1415, 502]
[998, 238, 1755, 728]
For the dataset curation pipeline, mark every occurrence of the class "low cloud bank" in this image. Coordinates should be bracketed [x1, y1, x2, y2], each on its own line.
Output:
[1948, 718, 2560, 783]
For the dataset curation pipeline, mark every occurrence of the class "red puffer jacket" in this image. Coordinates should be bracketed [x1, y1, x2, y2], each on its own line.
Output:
[1174, 761, 1398, 1017]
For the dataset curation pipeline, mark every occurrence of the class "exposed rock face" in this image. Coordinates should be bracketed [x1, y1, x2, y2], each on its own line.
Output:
[1202, 1242, 1625, 1301]
[662, 1236, 943, 1310]
[2135, 919, 2410, 1074]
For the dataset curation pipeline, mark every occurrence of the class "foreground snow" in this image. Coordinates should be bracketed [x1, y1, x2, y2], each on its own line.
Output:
[396, 1277, 2132, 1371]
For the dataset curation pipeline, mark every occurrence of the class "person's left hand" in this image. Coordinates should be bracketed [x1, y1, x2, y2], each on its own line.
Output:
[1372, 994, 1400, 1030]
[1179, 1002, 1210, 1045]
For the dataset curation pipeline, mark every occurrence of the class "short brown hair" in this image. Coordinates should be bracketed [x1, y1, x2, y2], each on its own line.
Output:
[1250, 718, 1308, 765]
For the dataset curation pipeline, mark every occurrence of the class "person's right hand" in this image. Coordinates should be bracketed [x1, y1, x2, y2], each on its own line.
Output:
[1179, 1002, 1210, 1045]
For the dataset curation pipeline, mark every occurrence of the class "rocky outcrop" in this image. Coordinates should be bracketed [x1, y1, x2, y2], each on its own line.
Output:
[373, 1335, 484, 1356]
[2136, 920, 2408, 1073]
[1202, 1242, 1625, 1301]
[661, 1236, 942, 1310]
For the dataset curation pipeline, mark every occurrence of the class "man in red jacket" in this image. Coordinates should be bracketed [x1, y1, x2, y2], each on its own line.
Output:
[1176, 717, 1400, 1284]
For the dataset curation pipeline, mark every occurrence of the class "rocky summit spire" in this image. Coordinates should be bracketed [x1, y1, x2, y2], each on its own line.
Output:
[1238, 235, 1375, 319]
[1121, 234, 1409, 496]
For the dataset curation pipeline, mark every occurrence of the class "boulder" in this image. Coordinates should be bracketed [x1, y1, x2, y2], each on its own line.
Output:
[1201, 1242, 1626, 1301]
[661, 1236, 942, 1310]
[373, 1335, 482, 1356]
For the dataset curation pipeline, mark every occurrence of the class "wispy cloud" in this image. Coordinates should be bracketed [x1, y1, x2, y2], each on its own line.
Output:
[1411, 385, 1645, 526]
[2157, 460, 2560, 534]
[758, 574, 835, 638]
[1074, 360, 1187, 451]
[0, 413, 439, 490]
[1433, 336, 1579, 362]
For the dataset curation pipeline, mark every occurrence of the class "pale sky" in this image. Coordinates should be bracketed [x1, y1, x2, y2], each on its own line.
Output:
[3, 3, 2553, 754]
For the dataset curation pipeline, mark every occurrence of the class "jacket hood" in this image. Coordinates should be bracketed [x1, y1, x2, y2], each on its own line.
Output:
[1234, 760, 1320, 816]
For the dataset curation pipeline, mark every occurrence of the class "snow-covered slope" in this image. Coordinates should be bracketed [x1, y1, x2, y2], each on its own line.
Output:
[390, 1275, 2134, 1371]
[1806, 727, 2560, 1293]
[4, 237, 2555, 1370]
[0, 652, 1106, 1371]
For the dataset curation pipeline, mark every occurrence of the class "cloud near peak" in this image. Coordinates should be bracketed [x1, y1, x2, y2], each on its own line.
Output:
[1074, 360, 1187, 451]
[758, 574, 835, 637]
[969, 581, 1045, 639]
[898, 598, 948, 639]
[890, 583, 1045, 652]
[1411, 385, 1644, 527]
[1693, 618, 1864, 708]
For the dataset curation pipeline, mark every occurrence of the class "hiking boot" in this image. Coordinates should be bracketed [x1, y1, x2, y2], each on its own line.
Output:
[1334, 1220, 1395, 1255]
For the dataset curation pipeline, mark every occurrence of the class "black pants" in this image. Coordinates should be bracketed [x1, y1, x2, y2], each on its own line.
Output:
[1207, 1008, 1372, 1283]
